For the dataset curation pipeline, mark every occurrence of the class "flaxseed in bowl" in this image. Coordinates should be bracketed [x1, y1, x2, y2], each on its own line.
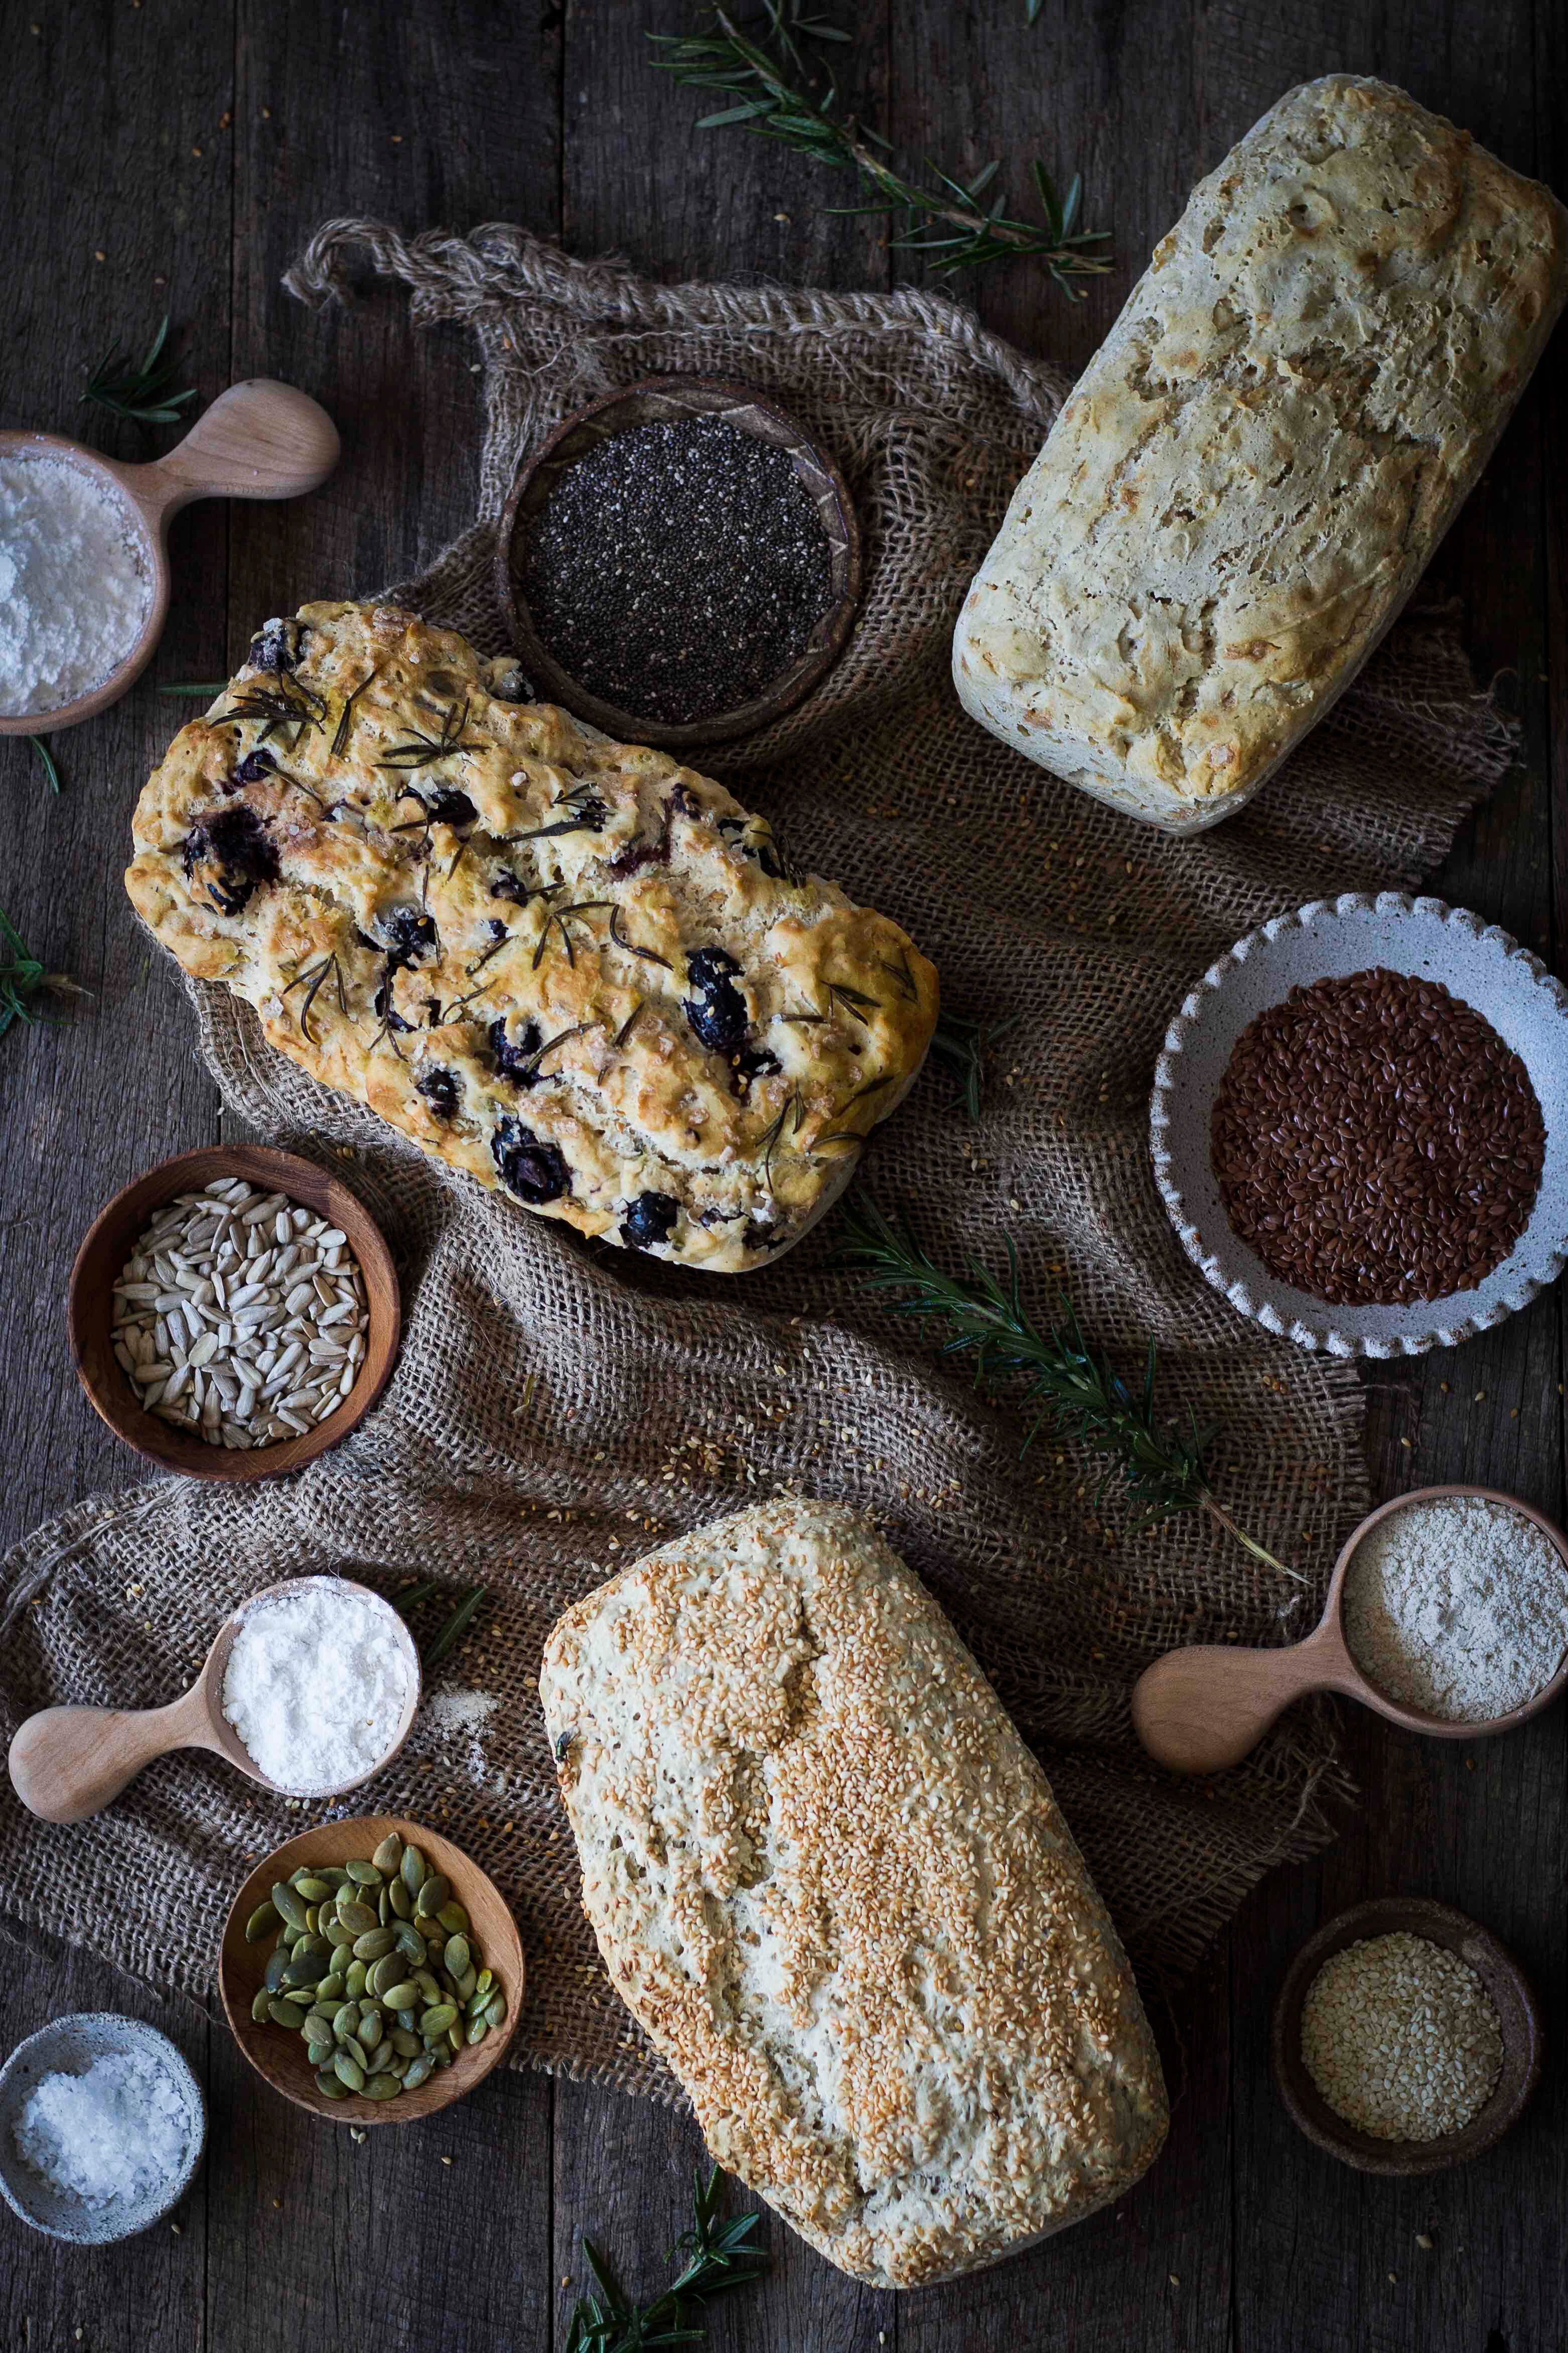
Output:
[1150, 894, 1568, 1356]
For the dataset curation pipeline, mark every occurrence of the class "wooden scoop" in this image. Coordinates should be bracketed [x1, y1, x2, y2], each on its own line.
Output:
[1131, 1484, 1568, 1775]
[0, 379, 339, 734]
[8, 1577, 419, 1823]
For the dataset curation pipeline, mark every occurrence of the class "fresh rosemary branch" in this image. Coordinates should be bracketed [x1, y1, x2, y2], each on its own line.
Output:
[649, 3, 1111, 291]
[833, 1193, 1301, 1579]
[82, 313, 198, 427]
[0, 906, 87, 1041]
[27, 736, 62, 795]
[930, 1009, 1021, 1121]
[565, 2165, 769, 2353]
[160, 682, 228, 698]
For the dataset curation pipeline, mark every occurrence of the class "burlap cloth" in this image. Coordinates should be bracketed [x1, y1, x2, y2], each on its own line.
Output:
[0, 223, 1517, 2103]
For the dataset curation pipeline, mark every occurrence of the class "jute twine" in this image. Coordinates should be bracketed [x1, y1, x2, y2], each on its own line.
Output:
[0, 223, 1516, 2102]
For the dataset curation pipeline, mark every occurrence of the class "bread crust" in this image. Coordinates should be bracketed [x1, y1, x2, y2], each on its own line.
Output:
[953, 76, 1568, 832]
[539, 1502, 1168, 2287]
[125, 603, 937, 1271]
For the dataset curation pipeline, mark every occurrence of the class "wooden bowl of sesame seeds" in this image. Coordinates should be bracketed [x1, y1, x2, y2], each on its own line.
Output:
[1270, 1896, 1543, 2175]
[66, 1145, 400, 1483]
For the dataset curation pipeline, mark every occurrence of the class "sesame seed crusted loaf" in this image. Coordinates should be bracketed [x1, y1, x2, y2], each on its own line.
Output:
[539, 1502, 1168, 2287]
[125, 603, 937, 1271]
[953, 76, 1568, 833]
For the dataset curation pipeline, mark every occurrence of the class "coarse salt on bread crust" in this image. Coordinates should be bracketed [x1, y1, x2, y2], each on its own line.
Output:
[125, 602, 937, 1271]
[539, 1501, 1168, 2287]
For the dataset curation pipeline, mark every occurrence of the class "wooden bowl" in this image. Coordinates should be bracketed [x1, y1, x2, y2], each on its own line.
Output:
[0, 384, 337, 733]
[1132, 1484, 1568, 1775]
[1271, 1895, 1543, 2175]
[67, 1144, 400, 1482]
[494, 373, 862, 751]
[218, 1817, 524, 2128]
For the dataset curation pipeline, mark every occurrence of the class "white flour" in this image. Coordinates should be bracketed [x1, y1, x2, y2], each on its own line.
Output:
[0, 453, 151, 715]
[221, 1579, 412, 1795]
[1343, 1496, 1568, 1722]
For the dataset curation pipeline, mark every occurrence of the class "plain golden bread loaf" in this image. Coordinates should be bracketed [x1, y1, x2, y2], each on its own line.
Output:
[953, 76, 1568, 831]
[539, 1502, 1168, 2286]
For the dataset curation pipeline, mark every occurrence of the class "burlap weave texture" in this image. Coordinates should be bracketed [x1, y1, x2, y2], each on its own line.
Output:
[0, 224, 1517, 2101]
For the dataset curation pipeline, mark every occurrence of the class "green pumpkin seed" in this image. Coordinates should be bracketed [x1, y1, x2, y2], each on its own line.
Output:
[260, 1947, 287, 1994]
[294, 1876, 331, 1900]
[413, 1873, 451, 1919]
[332, 2049, 367, 2093]
[320, 1865, 351, 1887]
[402, 2052, 437, 2090]
[454, 1967, 477, 2003]
[324, 1916, 355, 1950]
[342, 1857, 380, 1886]
[303, 2016, 335, 2050]
[317, 1971, 346, 2003]
[420, 2002, 458, 2036]
[387, 1877, 412, 1919]
[393, 1921, 424, 1960]
[379, 1981, 421, 2014]
[315, 2069, 349, 2100]
[356, 2013, 383, 2054]
[400, 1844, 427, 1896]
[466, 2017, 489, 2047]
[389, 2027, 421, 2057]
[353, 1927, 396, 1962]
[366, 1954, 401, 1999]
[307, 2001, 340, 2022]
[378, 1887, 391, 1926]
[272, 1881, 310, 1932]
[344, 1961, 368, 2000]
[443, 1934, 471, 1979]
[251, 1987, 272, 2024]
[281, 1988, 318, 2009]
[245, 1900, 281, 1943]
[279, 1955, 321, 1993]
[361, 2072, 400, 2101]
[483, 1990, 507, 2029]
[335, 1898, 378, 1935]
[266, 1998, 301, 2030]
[415, 1968, 440, 2002]
[475, 1968, 494, 1999]
[437, 1901, 470, 1936]
[373, 1832, 404, 1874]
[332, 1999, 359, 2036]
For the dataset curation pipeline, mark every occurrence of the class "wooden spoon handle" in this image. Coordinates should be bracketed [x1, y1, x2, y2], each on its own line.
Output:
[7, 1686, 216, 1823]
[1131, 1637, 1335, 1776]
[119, 380, 339, 524]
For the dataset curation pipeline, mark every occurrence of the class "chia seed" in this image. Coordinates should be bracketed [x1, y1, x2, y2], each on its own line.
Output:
[521, 413, 837, 726]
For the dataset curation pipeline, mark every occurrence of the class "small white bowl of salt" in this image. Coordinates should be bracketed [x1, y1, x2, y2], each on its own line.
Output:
[0, 2014, 204, 2243]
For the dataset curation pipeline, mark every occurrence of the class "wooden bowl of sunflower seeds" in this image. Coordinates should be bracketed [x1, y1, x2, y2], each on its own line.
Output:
[218, 1817, 524, 2126]
[66, 1144, 400, 1482]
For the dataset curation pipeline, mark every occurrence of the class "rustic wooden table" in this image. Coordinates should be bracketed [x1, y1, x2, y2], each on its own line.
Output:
[2, 4, 1563, 2347]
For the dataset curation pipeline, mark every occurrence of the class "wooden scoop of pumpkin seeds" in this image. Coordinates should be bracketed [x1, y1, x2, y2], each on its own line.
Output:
[245, 1830, 506, 2102]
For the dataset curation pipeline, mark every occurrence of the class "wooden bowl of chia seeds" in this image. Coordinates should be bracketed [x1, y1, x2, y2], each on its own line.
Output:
[495, 374, 862, 751]
[1271, 1896, 1543, 2175]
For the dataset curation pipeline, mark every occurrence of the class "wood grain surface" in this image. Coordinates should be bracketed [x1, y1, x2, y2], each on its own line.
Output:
[1, 3, 1563, 2346]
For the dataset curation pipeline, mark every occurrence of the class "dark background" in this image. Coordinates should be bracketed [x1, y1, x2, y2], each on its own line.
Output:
[1, 3, 1564, 2347]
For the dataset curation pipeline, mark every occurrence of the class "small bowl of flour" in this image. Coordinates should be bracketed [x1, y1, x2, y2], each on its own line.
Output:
[0, 2013, 205, 2242]
[0, 447, 155, 721]
[1341, 1488, 1568, 1727]
[215, 1575, 421, 1798]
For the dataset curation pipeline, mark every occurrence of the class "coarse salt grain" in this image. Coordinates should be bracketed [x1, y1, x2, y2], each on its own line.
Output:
[1343, 1496, 1568, 1722]
[1300, 1931, 1503, 2141]
[14, 2050, 190, 2209]
[221, 1578, 411, 1796]
[0, 454, 152, 715]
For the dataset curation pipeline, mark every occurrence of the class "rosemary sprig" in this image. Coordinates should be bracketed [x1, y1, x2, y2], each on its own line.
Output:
[0, 907, 87, 1040]
[532, 900, 612, 972]
[82, 313, 198, 426]
[833, 1193, 1300, 1579]
[565, 2165, 769, 2353]
[218, 675, 326, 748]
[377, 697, 484, 770]
[650, 3, 1110, 292]
[390, 1579, 493, 1670]
[27, 736, 63, 796]
[930, 1009, 1021, 1121]
[159, 682, 228, 697]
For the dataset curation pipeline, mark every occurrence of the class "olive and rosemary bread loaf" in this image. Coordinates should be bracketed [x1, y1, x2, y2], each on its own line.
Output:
[539, 1502, 1168, 2287]
[125, 603, 937, 1272]
[953, 76, 1568, 832]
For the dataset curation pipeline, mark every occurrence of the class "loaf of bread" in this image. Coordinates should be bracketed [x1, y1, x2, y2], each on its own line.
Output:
[125, 603, 937, 1271]
[953, 76, 1568, 832]
[539, 1502, 1168, 2287]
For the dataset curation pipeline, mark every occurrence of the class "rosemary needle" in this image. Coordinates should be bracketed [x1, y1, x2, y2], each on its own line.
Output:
[833, 1192, 1301, 1581]
[82, 312, 199, 427]
[422, 1586, 491, 1671]
[0, 906, 87, 1041]
[26, 736, 62, 795]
